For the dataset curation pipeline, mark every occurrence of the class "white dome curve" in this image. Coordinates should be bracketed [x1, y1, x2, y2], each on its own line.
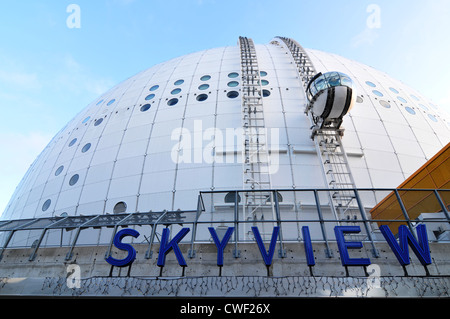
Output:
[2, 39, 449, 224]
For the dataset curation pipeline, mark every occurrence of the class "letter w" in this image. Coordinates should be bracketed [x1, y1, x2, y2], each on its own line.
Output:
[380, 224, 432, 266]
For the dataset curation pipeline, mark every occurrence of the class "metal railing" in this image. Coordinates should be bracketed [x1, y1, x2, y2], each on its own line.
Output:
[0, 188, 448, 262]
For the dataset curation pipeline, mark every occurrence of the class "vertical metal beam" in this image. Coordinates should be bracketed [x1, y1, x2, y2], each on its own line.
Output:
[65, 227, 82, 261]
[313, 190, 333, 258]
[353, 189, 379, 258]
[144, 224, 157, 259]
[434, 189, 450, 223]
[233, 191, 240, 258]
[65, 215, 101, 261]
[189, 195, 204, 258]
[394, 189, 417, 241]
[0, 231, 15, 261]
[188, 219, 197, 258]
[145, 211, 168, 259]
[29, 228, 47, 261]
[273, 190, 286, 258]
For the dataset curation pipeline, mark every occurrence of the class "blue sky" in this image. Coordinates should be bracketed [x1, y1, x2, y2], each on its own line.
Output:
[0, 0, 449, 213]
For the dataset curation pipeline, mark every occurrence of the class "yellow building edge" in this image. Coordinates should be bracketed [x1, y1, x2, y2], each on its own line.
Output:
[370, 142, 450, 232]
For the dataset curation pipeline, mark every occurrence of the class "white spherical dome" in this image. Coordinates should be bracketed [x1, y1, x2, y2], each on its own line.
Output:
[2, 38, 450, 224]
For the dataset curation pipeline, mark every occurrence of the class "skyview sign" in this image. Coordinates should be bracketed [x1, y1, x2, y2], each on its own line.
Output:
[105, 224, 432, 270]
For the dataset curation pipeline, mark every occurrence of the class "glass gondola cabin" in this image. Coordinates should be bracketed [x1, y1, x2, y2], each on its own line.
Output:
[306, 71, 356, 128]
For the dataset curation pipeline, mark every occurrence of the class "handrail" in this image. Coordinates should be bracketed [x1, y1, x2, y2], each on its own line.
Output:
[0, 188, 448, 261]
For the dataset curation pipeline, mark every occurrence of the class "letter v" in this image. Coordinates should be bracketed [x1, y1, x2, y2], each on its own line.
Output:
[252, 226, 279, 266]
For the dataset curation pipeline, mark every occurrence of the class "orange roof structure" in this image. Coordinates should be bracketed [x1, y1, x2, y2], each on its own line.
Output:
[370, 142, 450, 232]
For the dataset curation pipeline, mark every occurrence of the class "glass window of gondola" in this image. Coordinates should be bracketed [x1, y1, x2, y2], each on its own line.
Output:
[314, 75, 327, 92]
[325, 72, 340, 87]
[309, 84, 318, 97]
[340, 74, 353, 87]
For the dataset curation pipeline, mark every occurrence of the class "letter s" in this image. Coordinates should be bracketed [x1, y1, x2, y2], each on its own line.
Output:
[105, 228, 140, 267]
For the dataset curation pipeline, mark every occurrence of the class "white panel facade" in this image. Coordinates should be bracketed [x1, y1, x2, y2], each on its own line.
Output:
[1, 38, 449, 250]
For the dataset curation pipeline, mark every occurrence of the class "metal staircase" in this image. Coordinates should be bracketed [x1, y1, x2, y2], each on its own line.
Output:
[274, 37, 360, 221]
[238, 36, 276, 239]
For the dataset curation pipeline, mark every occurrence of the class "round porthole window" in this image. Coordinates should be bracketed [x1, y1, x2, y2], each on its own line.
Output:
[69, 138, 77, 147]
[140, 104, 151, 112]
[196, 94, 208, 102]
[42, 199, 51, 212]
[428, 114, 438, 122]
[379, 100, 391, 108]
[174, 79, 184, 85]
[389, 87, 399, 94]
[55, 165, 64, 176]
[372, 90, 383, 97]
[82, 143, 91, 153]
[260, 71, 267, 77]
[171, 88, 182, 95]
[405, 107, 416, 115]
[227, 81, 239, 87]
[94, 118, 103, 126]
[198, 84, 209, 90]
[411, 95, 419, 101]
[227, 91, 239, 99]
[262, 89, 271, 97]
[107, 99, 116, 106]
[96, 99, 104, 106]
[145, 94, 155, 101]
[200, 75, 211, 81]
[228, 72, 239, 78]
[69, 174, 79, 186]
[261, 80, 269, 86]
[418, 104, 429, 111]
[366, 81, 376, 87]
[82, 116, 90, 124]
[150, 85, 159, 91]
[113, 201, 127, 214]
[398, 96, 408, 103]
[167, 98, 179, 106]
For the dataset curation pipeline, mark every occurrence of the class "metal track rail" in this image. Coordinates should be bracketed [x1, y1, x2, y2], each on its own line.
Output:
[275, 36, 316, 90]
[273, 37, 372, 240]
[238, 36, 277, 241]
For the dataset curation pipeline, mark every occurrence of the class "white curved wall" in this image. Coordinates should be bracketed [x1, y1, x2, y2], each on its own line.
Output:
[2, 41, 449, 228]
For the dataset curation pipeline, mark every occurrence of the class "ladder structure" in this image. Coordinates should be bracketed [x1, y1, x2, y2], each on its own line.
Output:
[275, 37, 316, 88]
[275, 37, 360, 221]
[238, 36, 276, 239]
[313, 128, 362, 221]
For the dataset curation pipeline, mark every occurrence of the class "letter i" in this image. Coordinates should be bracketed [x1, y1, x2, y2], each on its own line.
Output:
[302, 226, 315, 266]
